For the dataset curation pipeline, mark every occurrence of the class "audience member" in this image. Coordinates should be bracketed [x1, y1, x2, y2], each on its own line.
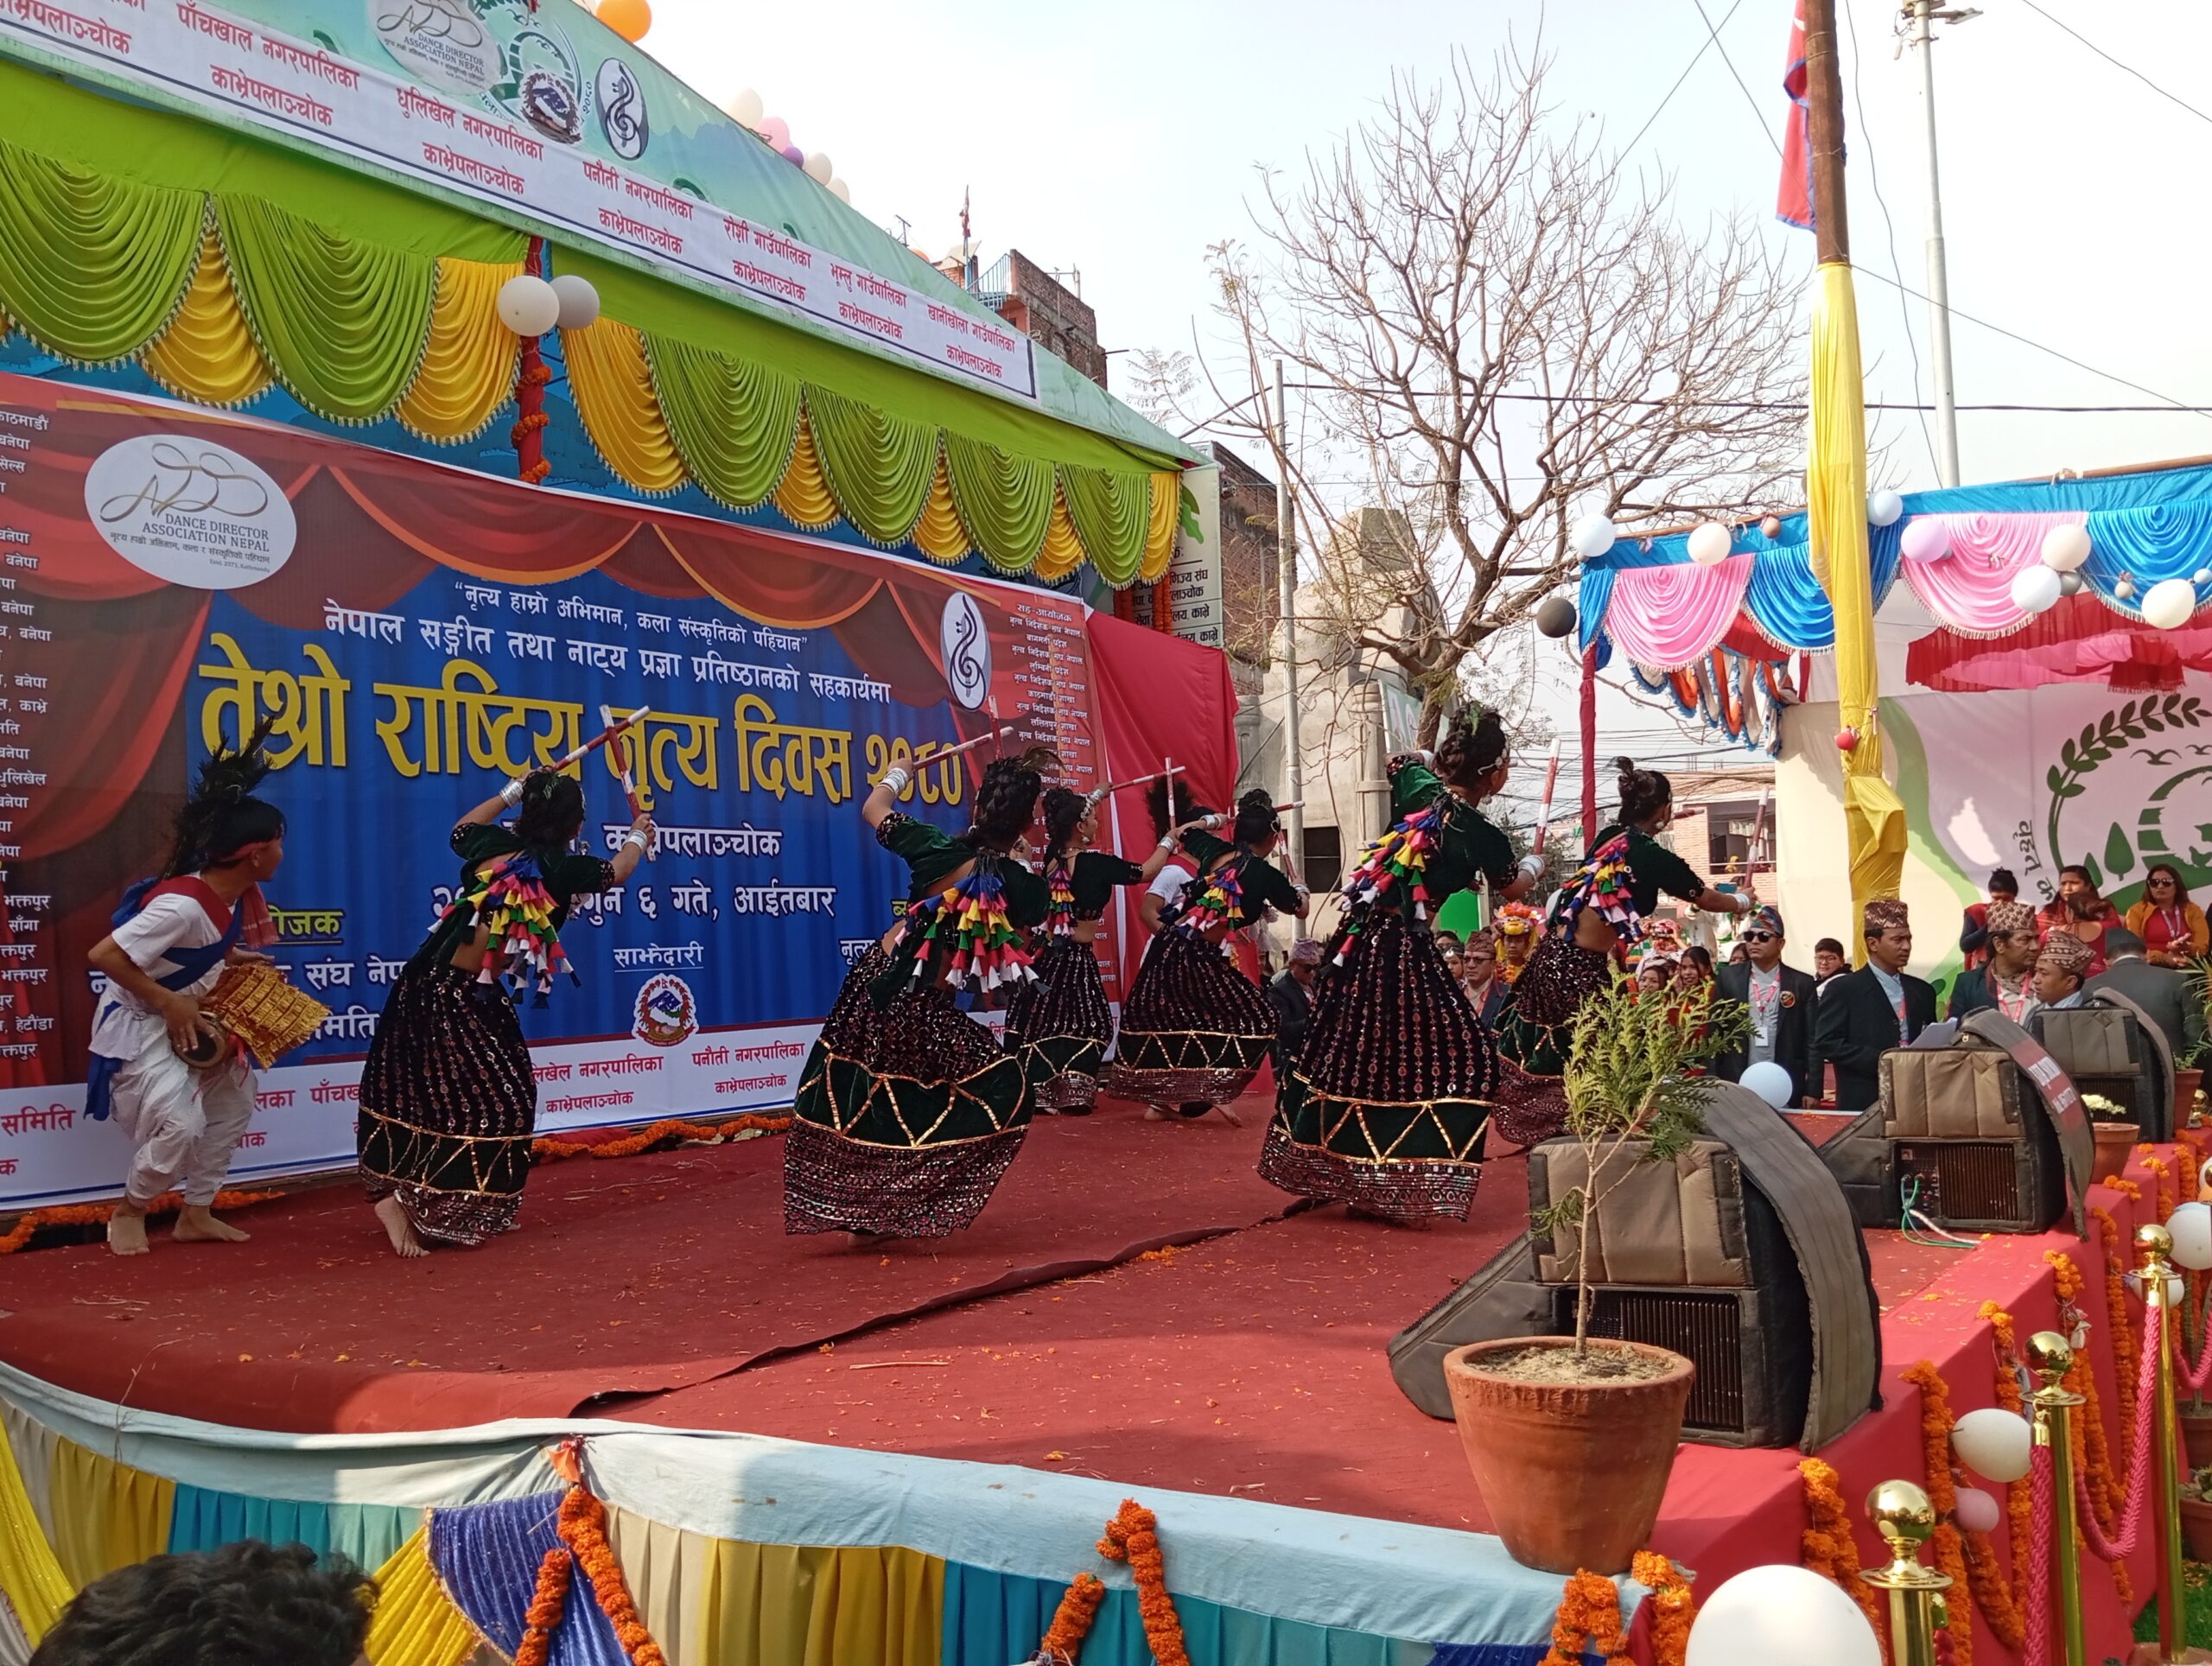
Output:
[1958, 867, 2018, 971]
[29, 1541, 374, 1666]
[2029, 930, 2093, 1016]
[1714, 906, 1819, 1107]
[1814, 938, 1848, 989]
[1948, 900, 2037, 1023]
[2087, 925, 2206, 1062]
[2039, 864, 2119, 974]
[1460, 927, 1507, 1028]
[1814, 900, 1937, 1112]
[2125, 863, 2209, 967]
[1268, 938, 1322, 1072]
[1636, 957, 1675, 994]
[1675, 945, 1716, 992]
[1494, 903, 1541, 984]
[1727, 941, 1751, 967]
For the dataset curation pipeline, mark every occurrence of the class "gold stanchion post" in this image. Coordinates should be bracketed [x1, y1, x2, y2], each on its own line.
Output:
[1862, 1479, 1952, 1666]
[2028, 1330, 2089, 1666]
[2139, 1222, 2190, 1665]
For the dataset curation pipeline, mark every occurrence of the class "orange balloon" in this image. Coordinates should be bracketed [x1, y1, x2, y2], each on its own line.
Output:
[597, 0, 651, 42]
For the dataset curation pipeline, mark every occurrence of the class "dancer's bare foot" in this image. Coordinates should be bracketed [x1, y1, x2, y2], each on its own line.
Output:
[373, 1195, 428, 1259]
[1144, 1106, 1167, 1122]
[173, 1205, 251, 1243]
[1216, 1103, 1244, 1129]
[105, 1211, 149, 1257]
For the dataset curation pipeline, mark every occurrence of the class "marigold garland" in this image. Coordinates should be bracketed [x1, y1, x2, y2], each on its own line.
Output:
[1097, 1500, 1192, 1666]
[1798, 1458, 1888, 1637]
[514, 1542, 571, 1666]
[1034, 1573, 1107, 1664]
[0, 1186, 283, 1256]
[556, 1485, 668, 1666]
[2143, 1154, 2177, 1224]
[1976, 1302, 2036, 1616]
[1540, 1570, 1631, 1666]
[1901, 1360, 1980, 1666]
[531, 1113, 791, 1162]
[1630, 1550, 1694, 1666]
[2048, 1249, 2135, 1608]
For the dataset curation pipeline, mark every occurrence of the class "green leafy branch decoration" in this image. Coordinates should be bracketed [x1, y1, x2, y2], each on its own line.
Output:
[2043, 693, 2206, 884]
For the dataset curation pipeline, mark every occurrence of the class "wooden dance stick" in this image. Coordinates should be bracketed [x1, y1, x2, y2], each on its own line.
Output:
[1530, 739, 1562, 853]
[550, 704, 650, 773]
[1090, 763, 1185, 801]
[929, 723, 1019, 764]
[599, 705, 645, 820]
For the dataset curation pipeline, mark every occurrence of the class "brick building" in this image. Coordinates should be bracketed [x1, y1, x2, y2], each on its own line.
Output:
[1210, 442, 1280, 697]
[974, 251, 1108, 389]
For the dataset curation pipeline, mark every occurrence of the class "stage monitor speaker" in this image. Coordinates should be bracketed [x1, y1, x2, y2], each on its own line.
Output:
[1893, 1133, 2065, 1236]
[1879, 1039, 2069, 1234]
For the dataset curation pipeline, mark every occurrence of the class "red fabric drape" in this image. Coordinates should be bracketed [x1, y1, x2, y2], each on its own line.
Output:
[655, 525, 883, 629]
[1906, 592, 2212, 692]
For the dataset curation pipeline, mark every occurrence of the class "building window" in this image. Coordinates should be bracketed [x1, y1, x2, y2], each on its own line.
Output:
[1303, 825, 1343, 896]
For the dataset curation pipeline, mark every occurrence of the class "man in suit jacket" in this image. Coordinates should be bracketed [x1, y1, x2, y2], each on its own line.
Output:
[2086, 926, 2205, 1064]
[1948, 900, 2038, 1022]
[1713, 905, 1820, 1107]
[1815, 899, 1940, 1113]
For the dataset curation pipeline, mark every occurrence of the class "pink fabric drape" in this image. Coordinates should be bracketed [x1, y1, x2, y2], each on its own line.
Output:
[1602, 556, 1753, 670]
[1900, 511, 2086, 637]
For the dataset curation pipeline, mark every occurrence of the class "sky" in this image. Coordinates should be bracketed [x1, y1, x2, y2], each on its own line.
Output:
[636, 0, 2212, 800]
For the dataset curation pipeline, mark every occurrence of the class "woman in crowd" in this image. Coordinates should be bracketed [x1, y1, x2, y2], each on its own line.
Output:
[1496, 757, 1756, 1088]
[1261, 709, 1542, 1222]
[2037, 863, 2120, 974]
[2125, 862, 2209, 966]
[1636, 957, 1675, 994]
[785, 747, 1055, 1240]
[1111, 788, 1307, 1126]
[359, 771, 652, 1257]
[1001, 785, 1198, 1114]
[1675, 945, 1716, 993]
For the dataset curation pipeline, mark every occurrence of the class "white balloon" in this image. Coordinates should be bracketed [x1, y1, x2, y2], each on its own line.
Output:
[1685, 1565, 1881, 1666]
[828, 177, 852, 204]
[724, 87, 765, 130]
[1898, 518, 1951, 564]
[2009, 565, 2062, 614]
[2040, 523, 2092, 572]
[1952, 1407, 2033, 1483]
[549, 273, 600, 331]
[2171, 1201, 2212, 1271]
[1867, 488, 1904, 527]
[2141, 577, 2198, 631]
[1687, 521, 1732, 566]
[1570, 515, 1617, 560]
[2195, 569, 2211, 587]
[1739, 1060, 1795, 1110]
[802, 149, 834, 184]
[495, 274, 560, 337]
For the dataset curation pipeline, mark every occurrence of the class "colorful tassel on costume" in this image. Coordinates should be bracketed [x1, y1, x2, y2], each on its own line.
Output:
[449, 852, 575, 1005]
[890, 862, 1037, 995]
[1326, 801, 1442, 964]
[1043, 862, 1078, 938]
[1556, 832, 1643, 944]
[1165, 859, 1243, 939]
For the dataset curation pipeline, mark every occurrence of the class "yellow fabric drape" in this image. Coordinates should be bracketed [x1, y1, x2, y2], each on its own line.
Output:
[605, 1508, 939, 1666]
[138, 225, 273, 408]
[45, 1440, 171, 1591]
[912, 449, 971, 566]
[772, 414, 841, 530]
[0, 1417, 71, 1644]
[1140, 470, 1179, 584]
[1807, 260, 1904, 951]
[363, 1527, 480, 1666]
[393, 257, 524, 443]
[1033, 486, 1086, 583]
[565, 318, 688, 495]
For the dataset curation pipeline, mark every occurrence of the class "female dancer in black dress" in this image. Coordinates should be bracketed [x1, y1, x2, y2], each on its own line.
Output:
[1261, 709, 1547, 1221]
[1001, 785, 1198, 1114]
[1495, 756, 1755, 1085]
[359, 772, 653, 1256]
[1109, 789, 1307, 1126]
[784, 747, 1054, 1239]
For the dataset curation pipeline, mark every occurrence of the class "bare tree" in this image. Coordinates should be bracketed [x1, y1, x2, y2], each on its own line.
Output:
[1132, 41, 1807, 742]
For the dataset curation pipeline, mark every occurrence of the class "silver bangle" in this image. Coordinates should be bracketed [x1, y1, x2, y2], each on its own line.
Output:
[880, 766, 912, 794]
[499, 777, 525, 807]
[622, 830, 649, 853]
[1157, 836, 1178, 851]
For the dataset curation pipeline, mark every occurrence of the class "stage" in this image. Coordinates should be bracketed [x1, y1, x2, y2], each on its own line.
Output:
[0, 1103, 2177, 1663]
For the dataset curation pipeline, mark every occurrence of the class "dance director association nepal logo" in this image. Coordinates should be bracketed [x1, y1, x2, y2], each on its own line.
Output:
[633, 974, 696, 1049]
[84, 436, 297, 592]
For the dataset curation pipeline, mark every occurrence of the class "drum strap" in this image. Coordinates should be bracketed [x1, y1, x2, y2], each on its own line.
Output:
[112, 877, 244, 992]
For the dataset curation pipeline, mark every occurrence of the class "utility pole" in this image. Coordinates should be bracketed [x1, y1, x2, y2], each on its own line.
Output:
[1271, 358, 1305, 893]
[1905, 0, 1976, 486]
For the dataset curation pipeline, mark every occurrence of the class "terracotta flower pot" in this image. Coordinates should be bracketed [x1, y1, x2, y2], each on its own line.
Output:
[2182, 1495, 2212, 1564]
[2183, 1407, 2212, 1471]
[2094, 1121, 2141, 1187]
[2179, 1068, 2204, 1126]
[1443, 1336, 1694, 1576]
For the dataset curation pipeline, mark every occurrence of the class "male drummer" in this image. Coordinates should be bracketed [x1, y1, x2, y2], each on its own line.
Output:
[84, 734, 286, 1256]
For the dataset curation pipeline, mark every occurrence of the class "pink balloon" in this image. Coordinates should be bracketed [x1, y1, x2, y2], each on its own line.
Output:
[759, 115, 790, 149]
[1954, 1486, 2001, 1535]
[1899, 518, 1952, 564]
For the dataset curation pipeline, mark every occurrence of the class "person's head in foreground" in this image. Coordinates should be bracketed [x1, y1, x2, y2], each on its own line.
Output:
[1461, 928, 1497, 989]
[30, 1541, 376, 1666]
[1741, 906, 1787, 971]
[1984, 901, 2040, 979]
[1636, 957, 1673, 992]
[1863, 899, 1912, 975]
[2033, 931, 2093, 1008]
[1287, 937, 1322, 985]
[1674, 945, 1714, 990]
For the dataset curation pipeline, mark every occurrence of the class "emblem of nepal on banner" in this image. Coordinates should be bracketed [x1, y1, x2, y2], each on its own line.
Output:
[633, 974, 697, 1048]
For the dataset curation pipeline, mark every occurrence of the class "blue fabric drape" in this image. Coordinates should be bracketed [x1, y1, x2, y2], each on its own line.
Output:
[2082, 499, 2212, 604]
[1575, 566, 1615, 654]
[1429, 1650, 1602, 1666]
[1738, 519, 1902, 650]
[168, 1486, 331, 1559]
[941, 1561, 1435, 1666]
[429, 1491, 626, 1666]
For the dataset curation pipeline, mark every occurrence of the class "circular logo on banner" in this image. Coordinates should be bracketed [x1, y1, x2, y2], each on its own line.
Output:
[369, 0, 501, 95]
[595, 57, 649, 160]
[633, 974, 696, 1049]
[84, 436, 296, 590]
[500, 22, 587, 143]
[940, 592, 991, 712]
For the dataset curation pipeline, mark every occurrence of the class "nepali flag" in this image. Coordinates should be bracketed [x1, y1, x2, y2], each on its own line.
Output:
[1777, 0, 1814, 231]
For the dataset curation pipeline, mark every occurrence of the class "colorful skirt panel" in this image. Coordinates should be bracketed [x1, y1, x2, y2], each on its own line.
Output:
[357, 962, 537, 1248]
[1259, 910, 1492, 1220]
[1001, 935, 1114, 1110]
[785, 945, 1031, 1237]
[1105, 932, 1274, 1110]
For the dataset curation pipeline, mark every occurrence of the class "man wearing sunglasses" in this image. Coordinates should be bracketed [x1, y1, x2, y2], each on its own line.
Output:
[1714, 905, 1820, 1109]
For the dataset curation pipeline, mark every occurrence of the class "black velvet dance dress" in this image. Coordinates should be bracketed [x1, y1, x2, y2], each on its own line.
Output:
[1001, 850, 1147, 1112]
